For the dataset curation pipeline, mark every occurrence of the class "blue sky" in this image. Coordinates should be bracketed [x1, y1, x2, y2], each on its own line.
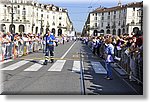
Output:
[37, 0, 142, 32]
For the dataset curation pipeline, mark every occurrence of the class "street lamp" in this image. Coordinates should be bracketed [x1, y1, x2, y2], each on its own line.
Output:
[10, 0, 15, 34]
[139, 8, 143, 32]
[39, 17, 44, 35]
[137, 8, 143, 35]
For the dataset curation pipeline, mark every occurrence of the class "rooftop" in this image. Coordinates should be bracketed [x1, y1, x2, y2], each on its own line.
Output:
[91, 1, 143, 13]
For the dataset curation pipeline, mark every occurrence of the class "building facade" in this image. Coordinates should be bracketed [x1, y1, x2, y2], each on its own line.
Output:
[83, 1, 143, 37]
[0, 0, 73, 36]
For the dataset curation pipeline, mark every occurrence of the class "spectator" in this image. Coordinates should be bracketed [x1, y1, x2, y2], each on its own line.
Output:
[104, 37, 114, 80]
[6, 32, 13, 59]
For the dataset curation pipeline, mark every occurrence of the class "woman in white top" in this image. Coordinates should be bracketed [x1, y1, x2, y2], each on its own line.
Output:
[104, 37, 115, 80]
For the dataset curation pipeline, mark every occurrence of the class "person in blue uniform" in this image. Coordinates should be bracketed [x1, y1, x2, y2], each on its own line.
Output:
[43, 31, 55, 65]
[104, 37, 115, 80]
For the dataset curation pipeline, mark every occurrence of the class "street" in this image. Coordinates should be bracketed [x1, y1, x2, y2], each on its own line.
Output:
[0, 41, 142, 95]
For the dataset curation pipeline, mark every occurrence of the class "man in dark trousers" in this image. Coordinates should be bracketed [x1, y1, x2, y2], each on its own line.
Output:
[43, 33, 48, 53]
[43, 31, 55, 65]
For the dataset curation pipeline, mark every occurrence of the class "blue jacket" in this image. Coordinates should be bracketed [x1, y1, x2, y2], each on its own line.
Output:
[47, 34, 55, 45]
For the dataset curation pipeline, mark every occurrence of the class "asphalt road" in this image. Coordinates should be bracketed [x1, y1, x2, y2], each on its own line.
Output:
[0, 40, 142, 95]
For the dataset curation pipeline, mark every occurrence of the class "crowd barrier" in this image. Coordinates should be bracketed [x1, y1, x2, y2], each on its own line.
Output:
[88, 41, 143, 84]
[114, 46, 143, 83]
[1, 40, 43, 61]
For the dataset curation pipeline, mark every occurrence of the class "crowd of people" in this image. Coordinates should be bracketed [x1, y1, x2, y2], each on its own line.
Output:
[0, 31, 76, 61]
[0, 30, 143, 82]
[0, 31, 43, 60]
[82, 33, 143, 82]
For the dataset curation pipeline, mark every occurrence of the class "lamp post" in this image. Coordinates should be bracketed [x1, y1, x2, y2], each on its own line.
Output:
[140, 8, 143, 32]
[137, 8, 143, 35]
[39, 17, 44, 35]
[10, 0, 15, 34]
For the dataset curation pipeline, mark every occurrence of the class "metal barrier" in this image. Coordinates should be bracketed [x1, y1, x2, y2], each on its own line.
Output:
[1, 40, 43, 61]
[88, 41, 143, 84]
[114, 46, 143, 83]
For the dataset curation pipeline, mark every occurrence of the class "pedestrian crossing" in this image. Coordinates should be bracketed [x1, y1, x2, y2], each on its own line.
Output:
[0, 60, 29, 71]
[24, 60, 43, 72]
[72, 61, 81, 72]
[90, 61, 107, 74]
[0, 59, 13, 66]
[0, 59, 107, 74]
[48, 60, 66, 71]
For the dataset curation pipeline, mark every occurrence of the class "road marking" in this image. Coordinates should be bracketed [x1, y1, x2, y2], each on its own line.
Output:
[72, 61, 80, 72]
[48, 60, 66, 71]
[0, 60, 29, 71]
[48, 42, 76, 72]
[0, 59, 13, 66]
[90, 61, 107, 74]
[72, 55, 79, 58]
[24, 60, 43, 71]
[61, 41, 76, 59]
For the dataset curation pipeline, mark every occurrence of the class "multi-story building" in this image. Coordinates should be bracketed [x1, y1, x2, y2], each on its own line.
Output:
[0, 0, 74, 36]
[83, 1, 143, 37]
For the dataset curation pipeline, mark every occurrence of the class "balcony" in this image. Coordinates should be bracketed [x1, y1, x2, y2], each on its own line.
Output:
[111, 25, 116, 29]
[57, 25, 67, 29]
[121, 25, 125, 28]
[106, 26, 110, 29]
[90, 26, 98, 30]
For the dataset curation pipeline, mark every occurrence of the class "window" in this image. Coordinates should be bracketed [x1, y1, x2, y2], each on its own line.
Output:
[124, 9, 126, 12]
[22, 8, 26, 15]
[118, 21, 120, 26]
[113, 21, 116, 26]
[4, 9, 6, 15]
[119, 14, 121, 18]
[59, 17, 62, 20]
[52, 22, 55, 26]
[132, 12, 135, 16]
[119, 10, 121, 14]
[41, 14, 43, 18]
[95, 17, 97, 20]
[95, 23, 97, 27]
[8, 7, 11, 13]
[114, 11, 116, 14]
[59, 23, 61, 26]
[123, 20, 125, 25]
[101, 22, 103, 27]
[131, 20, 134, 24]
[113, 15, 116, 19]
[17, 10, 20, 14]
